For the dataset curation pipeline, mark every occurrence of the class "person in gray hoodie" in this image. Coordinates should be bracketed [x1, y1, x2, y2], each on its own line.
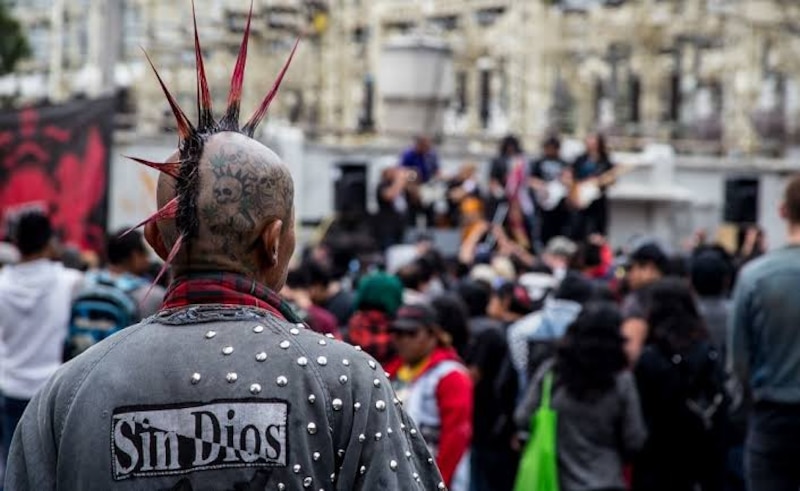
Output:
[507, 272, 594, 392]
[0, 212, 83, 462]
[5, 7, 443, 489]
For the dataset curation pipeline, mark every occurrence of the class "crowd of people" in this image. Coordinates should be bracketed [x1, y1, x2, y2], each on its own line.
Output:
[0, 118, 799, 491]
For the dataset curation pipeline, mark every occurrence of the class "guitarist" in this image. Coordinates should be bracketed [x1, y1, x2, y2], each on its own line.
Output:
[570, 133, 616, 240]
[529, 136, 571, 245]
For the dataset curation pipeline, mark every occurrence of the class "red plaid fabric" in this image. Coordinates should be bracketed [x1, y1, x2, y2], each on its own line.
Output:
[345, 309, 396, 366]
[162, 272, 303, 324]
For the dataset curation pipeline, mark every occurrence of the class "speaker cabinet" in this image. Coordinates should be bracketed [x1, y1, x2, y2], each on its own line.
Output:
[334, 162, 368, 217]
[723, 177, 759, 225]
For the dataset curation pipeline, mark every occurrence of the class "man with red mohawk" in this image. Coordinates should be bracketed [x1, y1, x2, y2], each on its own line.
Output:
[5, 2, 445, 490]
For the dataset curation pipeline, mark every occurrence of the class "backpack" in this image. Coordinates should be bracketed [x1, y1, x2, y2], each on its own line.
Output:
[666, 341, 729, 436]
[66, 271, 146, 360]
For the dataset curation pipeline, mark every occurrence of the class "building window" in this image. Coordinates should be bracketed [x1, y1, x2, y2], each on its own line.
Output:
[28, 24, 50, 65]
[479, 69, 491, 129]
[430, 15, 458, 31]
[475, 7, 505, 27]
[456, 71, 467, 115]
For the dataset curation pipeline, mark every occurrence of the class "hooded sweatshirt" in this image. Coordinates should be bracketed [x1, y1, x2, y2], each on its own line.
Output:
[0, 259, 83, 399]
[507, 298, 582, 390]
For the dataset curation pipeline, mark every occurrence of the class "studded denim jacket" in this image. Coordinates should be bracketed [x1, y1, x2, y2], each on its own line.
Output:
[6, 306, 446, 491]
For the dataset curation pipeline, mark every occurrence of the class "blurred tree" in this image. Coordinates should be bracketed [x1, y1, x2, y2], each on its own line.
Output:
[0, 1, 30, 76]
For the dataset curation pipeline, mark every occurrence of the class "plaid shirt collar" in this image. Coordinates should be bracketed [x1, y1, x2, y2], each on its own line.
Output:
[162, 271, 303, 324]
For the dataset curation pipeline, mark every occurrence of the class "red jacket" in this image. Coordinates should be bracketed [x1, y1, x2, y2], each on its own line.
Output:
[387, 347, 473, 487]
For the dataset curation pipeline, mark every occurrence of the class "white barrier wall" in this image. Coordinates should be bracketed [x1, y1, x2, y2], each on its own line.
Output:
[107, 135, 800, 252]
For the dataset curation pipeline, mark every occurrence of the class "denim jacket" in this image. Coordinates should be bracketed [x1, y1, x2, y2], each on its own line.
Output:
[6, 305, 444, 490]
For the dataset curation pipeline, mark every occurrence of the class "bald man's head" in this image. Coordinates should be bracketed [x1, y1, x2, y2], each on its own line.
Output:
[147, 132, 295, 290]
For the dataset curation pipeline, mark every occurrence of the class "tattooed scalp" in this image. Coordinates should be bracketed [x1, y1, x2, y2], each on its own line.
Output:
[156, 131, 294, 275]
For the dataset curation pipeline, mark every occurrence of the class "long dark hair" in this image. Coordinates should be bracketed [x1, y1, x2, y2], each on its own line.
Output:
[587, 133, 609, 163]
[432, 293, 471, 359]
[645, 277, 709, 353]
[499, 134, 523, 157]
[555, 302, 628, 402]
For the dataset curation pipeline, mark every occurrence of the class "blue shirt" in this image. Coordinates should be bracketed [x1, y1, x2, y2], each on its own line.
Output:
[400, 149, 439, 183]
[730, 245, 800, 403]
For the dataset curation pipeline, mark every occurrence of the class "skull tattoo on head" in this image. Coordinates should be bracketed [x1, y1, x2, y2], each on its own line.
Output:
[213, 174, 244, 204]
[211, 167, 252, 206]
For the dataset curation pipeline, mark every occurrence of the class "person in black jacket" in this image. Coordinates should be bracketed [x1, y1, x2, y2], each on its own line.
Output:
[633, 278, 727, 491]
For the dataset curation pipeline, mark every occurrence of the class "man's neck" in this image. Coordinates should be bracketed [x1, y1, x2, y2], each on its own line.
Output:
[788, 224, 800, 246]
[327, 281, 342, 297]
[107, 265, 128, 276]
[19, 252, 48, 264]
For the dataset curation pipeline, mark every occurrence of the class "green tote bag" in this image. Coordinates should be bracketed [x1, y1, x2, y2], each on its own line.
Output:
[513, 371, 559, 491]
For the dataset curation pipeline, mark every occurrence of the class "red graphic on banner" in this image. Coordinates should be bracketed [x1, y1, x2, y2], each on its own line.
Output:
[0, 98, 114, 252]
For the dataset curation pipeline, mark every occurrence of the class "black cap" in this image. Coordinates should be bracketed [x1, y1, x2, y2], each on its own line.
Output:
[391, 304, 438, 332]
[629, 243, 669, 274]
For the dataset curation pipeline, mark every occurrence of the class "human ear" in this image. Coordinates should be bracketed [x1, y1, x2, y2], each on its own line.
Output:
[259, 219, 284, 267]
[780, 201, 788, 220]
[144, 222, 170, 261]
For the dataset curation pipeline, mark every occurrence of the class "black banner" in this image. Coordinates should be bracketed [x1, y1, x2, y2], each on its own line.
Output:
[0, 96, 115, 252]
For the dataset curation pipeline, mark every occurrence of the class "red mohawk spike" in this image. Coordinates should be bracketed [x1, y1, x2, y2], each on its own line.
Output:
[143, 233, 184, 305]
[192, 0, 214, 130]
[125, 155, 182, 179]
[243, 37, 301, 137]
[142, 49, 195, 140]
[120, 197, 179, 238]
[222, 0, 254, 128]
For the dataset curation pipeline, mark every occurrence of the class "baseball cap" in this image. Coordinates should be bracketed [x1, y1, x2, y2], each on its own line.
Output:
[545, 236, 577, 258]
[629, 243, 669, 274]
[391, 304, 438, 332]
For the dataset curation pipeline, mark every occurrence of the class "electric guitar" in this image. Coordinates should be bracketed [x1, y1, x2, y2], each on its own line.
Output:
[568, 164, 634, 210]
[532, 180, 568, 211]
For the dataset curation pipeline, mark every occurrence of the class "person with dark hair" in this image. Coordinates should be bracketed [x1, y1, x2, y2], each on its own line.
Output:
[489, 135, 524, 204]
[488, 282, 535, 323]
[431, 293, 471, 360]
[105, 228, 166, 315]
[529, 136, 571, 245]
[281, 266, 340, 338]
[515, 302, 646, 491]
[64, 229, 167, 360]
[375, 166, 411, 250]
[0, 212, 83, 465]
[569, 133, 616, 240]
[386, 304, 473, 491]
[345, 271, 404, 365]
[690, 246, 734, 357]
[400, 135, 439, 184]
[400, 136, 440, 227]
[507, 271, 594, 390]
[6, 10, 444, 489]
[464, 281, 528, 491]
[735, 225, 766, 268]
[305, 259, 354, 328]
[397, 258, 435, 305]
[621, 242, 670, 363]
[633, 278, 727, 491]
[730, 174, 800, 491]
[574, 234, 615, 282]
